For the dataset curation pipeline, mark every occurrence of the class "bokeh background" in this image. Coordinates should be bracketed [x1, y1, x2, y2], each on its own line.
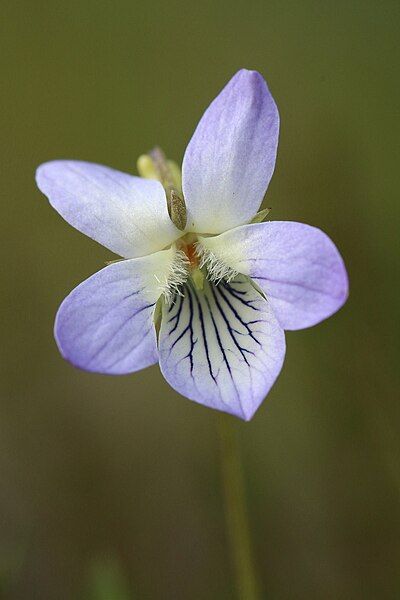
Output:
[1, 1, 399, 598]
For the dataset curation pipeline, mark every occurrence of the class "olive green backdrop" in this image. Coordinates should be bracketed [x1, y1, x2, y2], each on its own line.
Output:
[1, 1, 399, 598]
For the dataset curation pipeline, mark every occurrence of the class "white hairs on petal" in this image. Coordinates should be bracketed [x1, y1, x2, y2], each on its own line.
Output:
[195, 243, 238, 284]
[155, 250, 190, 305]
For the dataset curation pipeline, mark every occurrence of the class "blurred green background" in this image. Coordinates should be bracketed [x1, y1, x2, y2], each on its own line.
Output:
[1, 0, 399, 598]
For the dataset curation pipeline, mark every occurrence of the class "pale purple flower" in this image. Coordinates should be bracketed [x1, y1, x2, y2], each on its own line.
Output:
[36, 69, 348, 421]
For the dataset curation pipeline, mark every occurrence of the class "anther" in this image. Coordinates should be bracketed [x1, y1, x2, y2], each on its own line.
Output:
[137, 146, 187, 231]
[170, 189, 187, 231]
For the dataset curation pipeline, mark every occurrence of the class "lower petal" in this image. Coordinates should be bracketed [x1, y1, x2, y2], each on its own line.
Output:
[55, 249, 176, 374]
[158, 275, 285, 421]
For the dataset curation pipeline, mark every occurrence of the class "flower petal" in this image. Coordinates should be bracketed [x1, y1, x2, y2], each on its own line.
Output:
[158, 276, 285, 420]
[55, 248, 176, 374]
[182, 69, 279, 234]
[198, 222, 349, 330]
[36, 160, 180, 258]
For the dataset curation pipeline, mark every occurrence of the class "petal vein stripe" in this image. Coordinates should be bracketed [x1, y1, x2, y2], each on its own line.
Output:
[159, 275, 285, 420]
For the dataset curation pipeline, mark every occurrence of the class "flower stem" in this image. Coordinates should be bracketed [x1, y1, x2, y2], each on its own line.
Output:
[218, 413, 263, 600]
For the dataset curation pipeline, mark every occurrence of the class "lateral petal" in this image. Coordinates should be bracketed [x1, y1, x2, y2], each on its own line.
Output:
[55, 248, 176, 374]
[198, 222, 349, 330]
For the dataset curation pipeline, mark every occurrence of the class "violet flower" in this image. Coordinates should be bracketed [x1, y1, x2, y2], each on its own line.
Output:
[36, 69, 348, 421]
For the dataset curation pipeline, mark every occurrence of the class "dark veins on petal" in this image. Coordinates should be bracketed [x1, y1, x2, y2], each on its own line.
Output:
[162, 275, 278, 415]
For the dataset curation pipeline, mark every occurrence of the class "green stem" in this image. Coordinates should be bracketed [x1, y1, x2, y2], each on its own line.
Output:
[218, 414, 263, 600]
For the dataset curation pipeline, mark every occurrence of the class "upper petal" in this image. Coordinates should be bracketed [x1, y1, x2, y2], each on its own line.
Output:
[198, 222, 349, 330]
[182, 69, 279, 234]
[36, 160, 180, 258]
[55, 248, 176, 374]
[158, 276, 285, 421]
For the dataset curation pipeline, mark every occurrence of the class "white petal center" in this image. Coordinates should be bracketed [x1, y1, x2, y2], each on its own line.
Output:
[161, 237, 239, 305]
